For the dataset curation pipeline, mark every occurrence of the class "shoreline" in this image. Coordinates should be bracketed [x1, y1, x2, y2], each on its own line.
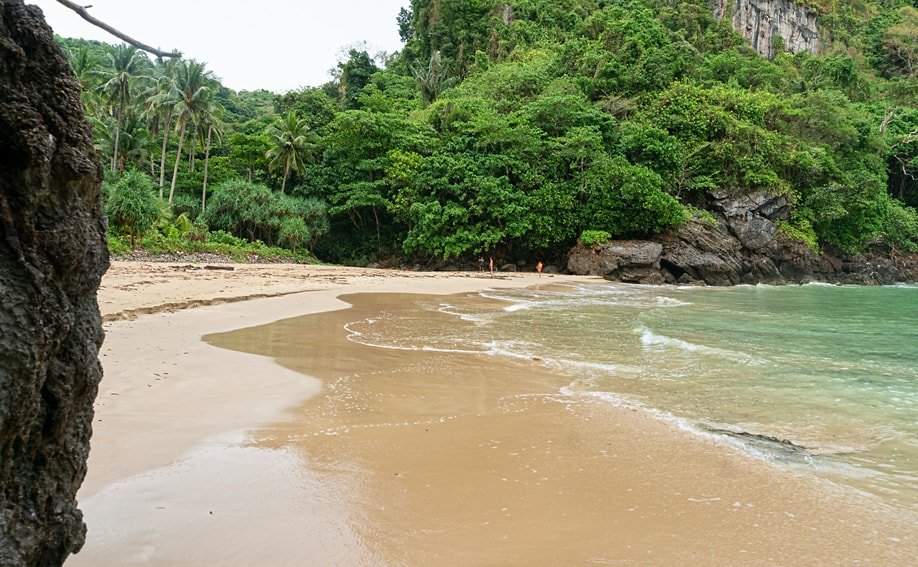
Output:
[71, 262, 916, 565]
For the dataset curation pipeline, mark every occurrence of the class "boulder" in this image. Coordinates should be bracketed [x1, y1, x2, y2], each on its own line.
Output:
[0, 2, 109, 564]
[567, 241, 664, 284]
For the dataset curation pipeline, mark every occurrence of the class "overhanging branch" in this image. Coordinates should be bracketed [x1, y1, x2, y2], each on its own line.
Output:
[55, 0, 182, 60]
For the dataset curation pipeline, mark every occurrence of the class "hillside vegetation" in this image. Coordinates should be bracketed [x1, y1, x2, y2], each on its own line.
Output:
[58, 0, 918, 265]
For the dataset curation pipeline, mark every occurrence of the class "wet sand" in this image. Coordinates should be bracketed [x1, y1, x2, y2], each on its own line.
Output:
[71, 263, 917, 565]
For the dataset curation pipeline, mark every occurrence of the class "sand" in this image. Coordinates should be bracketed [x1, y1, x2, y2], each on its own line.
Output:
[69, 261, 917, 566]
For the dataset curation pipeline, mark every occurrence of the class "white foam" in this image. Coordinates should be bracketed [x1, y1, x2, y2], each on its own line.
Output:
[636, 326, 762, 364]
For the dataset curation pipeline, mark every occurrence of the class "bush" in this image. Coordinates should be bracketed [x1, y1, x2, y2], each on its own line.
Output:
[883, 200, 918, 252]
[579, 230, 611, 247]
[104, 169, 162, 247]
[779, 219, 820, 253]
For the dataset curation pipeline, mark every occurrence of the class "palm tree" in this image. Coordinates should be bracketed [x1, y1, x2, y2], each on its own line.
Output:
[266, 112, 315, 193]
[144, 59, 179, 197]
[68, 46, 102, 114]
[168, 60, 214, 203]
[199, 102, 224, 212]
[96, 45, 150, 173]
[411, 51, 457, 104]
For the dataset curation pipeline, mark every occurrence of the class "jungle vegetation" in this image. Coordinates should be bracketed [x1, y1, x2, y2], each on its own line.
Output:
[58, 0, 918, 265]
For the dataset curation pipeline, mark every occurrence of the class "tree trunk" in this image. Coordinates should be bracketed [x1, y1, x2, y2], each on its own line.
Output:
[202, 123, 212, 212]
[168, 120, 186, 204]
[281, 165, 289, 194]
[158, 110, 171, 198]
[373, 205, 381, 254]
[110, 119, 120, 173]
[189, 130, 196, 172]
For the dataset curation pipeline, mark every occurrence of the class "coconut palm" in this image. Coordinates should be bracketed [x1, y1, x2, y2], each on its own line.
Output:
[68, 45, 103, 114]
[96, 45, 150, 173]
[266, 112, 315, 193]
[168, 60, 215, 203]
[199, 102, 224, 212]
[144, 59, 179, 196]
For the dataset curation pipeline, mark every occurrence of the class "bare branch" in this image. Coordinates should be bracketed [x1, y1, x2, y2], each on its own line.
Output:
[55, 0, 181, 60]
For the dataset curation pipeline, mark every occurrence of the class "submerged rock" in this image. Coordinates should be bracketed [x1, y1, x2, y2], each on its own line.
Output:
[0, 2, 109, 564]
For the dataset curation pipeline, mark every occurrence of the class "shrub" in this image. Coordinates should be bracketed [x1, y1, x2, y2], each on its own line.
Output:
[104, 169, 162, 247]
[779, 219, 820, 253]
[579, 230, 612, 247]
[882, 200, 918, 252]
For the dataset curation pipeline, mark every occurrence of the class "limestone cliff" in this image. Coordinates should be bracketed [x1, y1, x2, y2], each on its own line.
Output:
[713, 0, 820, 58]
[0, 0, 109, 564]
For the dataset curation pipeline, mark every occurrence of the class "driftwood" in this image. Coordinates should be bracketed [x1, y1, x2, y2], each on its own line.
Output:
[204, 265, 234, 271]
[55, 0, 181, 60]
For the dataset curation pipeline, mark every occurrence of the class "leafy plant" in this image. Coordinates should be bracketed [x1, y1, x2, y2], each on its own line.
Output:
[579, 230, 612, 247]
[104, 169, 162, 247]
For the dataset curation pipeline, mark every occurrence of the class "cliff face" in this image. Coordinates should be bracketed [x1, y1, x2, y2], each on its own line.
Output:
[0, 1, 109, 565]
[713, 0, 820, 58]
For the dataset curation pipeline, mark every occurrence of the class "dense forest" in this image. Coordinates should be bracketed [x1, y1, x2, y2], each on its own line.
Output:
[57, 0, 918, 266]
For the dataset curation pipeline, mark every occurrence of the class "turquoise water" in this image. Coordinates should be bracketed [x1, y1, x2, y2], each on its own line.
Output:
[345, 283, 918, 509]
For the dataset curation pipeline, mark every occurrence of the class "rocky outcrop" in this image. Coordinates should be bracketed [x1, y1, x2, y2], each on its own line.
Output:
[568, 241, 665, 284]
[0, 1, 109, 565]
[713, 0, 820, 58]
[568, 190, 918, 286]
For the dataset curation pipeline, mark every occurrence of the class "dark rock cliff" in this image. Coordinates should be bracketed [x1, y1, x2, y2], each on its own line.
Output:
[0, 1, 109, 564]
[568, 191, 918, 285]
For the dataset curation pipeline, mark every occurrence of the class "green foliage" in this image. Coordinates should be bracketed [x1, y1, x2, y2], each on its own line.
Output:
[881, 199, 918, 252]
[779, 219, 820, 253]
[337, 49, 380, 109]
[579, 230, 611, 247]
[68, 0, 918, 266]
[104, 169, 162, 247]
[199, 179, 329, 252]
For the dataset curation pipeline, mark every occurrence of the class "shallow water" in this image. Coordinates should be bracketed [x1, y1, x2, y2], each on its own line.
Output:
[343, 283, 918, 509]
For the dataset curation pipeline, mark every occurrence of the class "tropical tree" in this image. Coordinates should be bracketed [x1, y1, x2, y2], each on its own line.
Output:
[168, 60, 215, 203]
[105, 169, 162, 247]
[411, 51, 456, 104]
[266, 111, 315, 193]
[199, 101, 224, 211]
[145, 59, 179, 196]
[96, 45, 150, 173]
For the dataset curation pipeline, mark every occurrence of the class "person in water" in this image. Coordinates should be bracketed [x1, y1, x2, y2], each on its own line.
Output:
[489, 256, 494, 276]
[536, 261, 543, 277]
[478, 257, 485, 272]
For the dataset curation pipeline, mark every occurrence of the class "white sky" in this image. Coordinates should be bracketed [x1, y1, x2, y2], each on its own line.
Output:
[33, 0, 408, 93]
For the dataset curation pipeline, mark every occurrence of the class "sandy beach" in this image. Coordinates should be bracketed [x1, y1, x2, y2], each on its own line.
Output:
[69, 261, 917, 566]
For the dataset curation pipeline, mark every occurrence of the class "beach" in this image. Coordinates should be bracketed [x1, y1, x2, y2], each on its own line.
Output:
[70, 262, 917, 566]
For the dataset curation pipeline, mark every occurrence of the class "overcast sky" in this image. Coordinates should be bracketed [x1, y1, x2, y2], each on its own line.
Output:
[33, 0, 408, 93]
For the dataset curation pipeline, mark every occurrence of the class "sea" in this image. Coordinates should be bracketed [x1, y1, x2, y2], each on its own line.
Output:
[342, 282, 918, 511]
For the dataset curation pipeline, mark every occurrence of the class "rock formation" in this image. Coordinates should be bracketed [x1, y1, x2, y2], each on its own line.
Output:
[713, 0, 820, 58]
[568, 190, 918, 285]
[0, 1, 109, 564]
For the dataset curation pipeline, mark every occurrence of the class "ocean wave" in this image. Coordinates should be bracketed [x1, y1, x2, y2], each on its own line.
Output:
[559, 386, 859, 474]
[636, 326, 762, 364]
[436, 302, 493, 324]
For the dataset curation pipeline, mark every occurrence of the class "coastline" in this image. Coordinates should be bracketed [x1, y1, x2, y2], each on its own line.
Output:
[71, 262, 916, 565]
[72, 262, 591, 565]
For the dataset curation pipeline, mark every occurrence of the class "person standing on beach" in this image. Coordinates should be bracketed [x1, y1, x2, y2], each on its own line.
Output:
[478, 256, 485, 272]
[489, 256, 494, 276]
[537, 261, 543, 278]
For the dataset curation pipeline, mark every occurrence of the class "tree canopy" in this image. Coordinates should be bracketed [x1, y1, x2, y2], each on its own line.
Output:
[57, 0, 918, 263]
